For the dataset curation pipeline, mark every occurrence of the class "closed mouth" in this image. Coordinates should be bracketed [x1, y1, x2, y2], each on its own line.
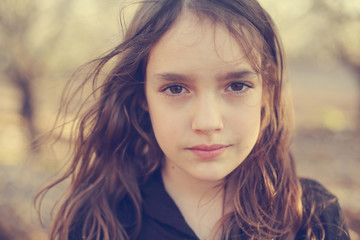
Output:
[188, 144, 228, 151]
[187, 144, 230, 159]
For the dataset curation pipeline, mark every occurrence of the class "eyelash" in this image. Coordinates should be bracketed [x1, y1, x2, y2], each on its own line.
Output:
[225, 82, 253, 95]
[160, 82, 252, 96]
[160, 84, 190, 97]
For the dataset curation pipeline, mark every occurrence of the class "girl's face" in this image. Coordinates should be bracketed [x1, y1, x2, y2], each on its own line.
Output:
[145, 12, 263, 183]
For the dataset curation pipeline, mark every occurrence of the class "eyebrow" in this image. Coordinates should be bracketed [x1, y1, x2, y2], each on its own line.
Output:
[221, 70, 257, 81]
[153, 73, 190, 82]
[152, 70, 258, 82]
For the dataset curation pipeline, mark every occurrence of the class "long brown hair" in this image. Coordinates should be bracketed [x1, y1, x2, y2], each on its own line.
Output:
[36, 0, 322, 239]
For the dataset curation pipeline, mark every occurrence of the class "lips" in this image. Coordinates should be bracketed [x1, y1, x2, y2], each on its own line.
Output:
[187, 144, 229, 159]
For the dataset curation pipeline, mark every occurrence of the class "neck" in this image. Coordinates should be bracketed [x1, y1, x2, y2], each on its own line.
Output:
[161, 163, 224, 204]
[161, 163, 228, 239]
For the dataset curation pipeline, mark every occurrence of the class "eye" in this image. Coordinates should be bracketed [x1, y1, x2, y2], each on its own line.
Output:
[227, 82, 245, 91]
[225, 82, 252, 94]
[162, 85, 188, 95]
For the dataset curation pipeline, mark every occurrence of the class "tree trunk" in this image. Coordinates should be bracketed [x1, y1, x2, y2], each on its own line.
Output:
[7, 65, 38, 149]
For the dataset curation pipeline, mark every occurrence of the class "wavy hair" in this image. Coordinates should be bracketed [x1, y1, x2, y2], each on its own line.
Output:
[36, 0, 326, 239]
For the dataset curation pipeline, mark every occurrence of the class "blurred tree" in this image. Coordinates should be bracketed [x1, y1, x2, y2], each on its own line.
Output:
[0, 0, 73, 148]
[325, 0, 360, 132]
[260, 0, 360, 131]
[0, 0, 39, 144]
[309, 0, 360, 130]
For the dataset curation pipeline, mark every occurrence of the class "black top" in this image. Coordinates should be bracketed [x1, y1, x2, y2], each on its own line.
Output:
[70, 170, 350, 239]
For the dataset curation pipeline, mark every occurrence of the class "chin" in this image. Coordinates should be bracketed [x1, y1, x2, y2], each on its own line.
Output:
[190, 169, 230, 183]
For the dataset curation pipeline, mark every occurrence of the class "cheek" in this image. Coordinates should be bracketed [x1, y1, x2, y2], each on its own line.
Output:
[229, 86, 263, 134]
[148, 104, 184, 147]
[229, 104, 262, 144]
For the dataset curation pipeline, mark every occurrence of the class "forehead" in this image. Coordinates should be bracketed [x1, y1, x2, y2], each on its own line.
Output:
[147, 11, 257, 74]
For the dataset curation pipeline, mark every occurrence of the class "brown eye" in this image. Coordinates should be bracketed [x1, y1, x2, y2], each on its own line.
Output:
[229, 82, 244, 91]
[225, 82, 252, 95]
[162, 84, 188, 95]
[168, 85, 184, 94]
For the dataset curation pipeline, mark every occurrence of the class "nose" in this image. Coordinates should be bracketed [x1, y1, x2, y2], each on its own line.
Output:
[191, 94, 224, 134]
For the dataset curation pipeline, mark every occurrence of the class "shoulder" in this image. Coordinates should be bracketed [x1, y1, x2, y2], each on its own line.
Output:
[295, 178, 350, 240]
[300, 178, 337, 208]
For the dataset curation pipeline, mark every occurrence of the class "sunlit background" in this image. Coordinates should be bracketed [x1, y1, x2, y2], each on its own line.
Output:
[0, 0, 359, 239]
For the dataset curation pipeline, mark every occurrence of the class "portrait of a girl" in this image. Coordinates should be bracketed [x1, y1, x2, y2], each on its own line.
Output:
[37, 0, 351, 239]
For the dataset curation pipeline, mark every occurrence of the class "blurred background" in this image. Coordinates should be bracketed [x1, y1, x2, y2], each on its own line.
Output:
[0, 0, 359, 239]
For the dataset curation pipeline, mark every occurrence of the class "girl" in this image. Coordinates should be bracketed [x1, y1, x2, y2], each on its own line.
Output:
[37, 0, 350, 239]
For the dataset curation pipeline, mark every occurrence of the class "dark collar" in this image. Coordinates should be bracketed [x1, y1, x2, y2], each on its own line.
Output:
[141, 169, 198, 238]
